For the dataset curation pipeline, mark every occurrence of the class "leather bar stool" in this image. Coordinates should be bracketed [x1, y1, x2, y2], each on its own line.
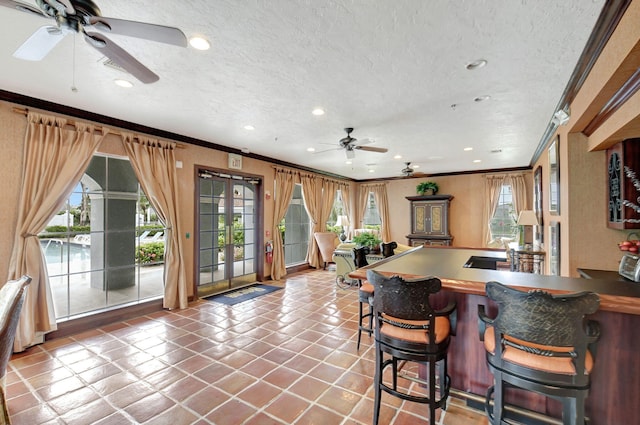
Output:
[478, 281, 600, 425]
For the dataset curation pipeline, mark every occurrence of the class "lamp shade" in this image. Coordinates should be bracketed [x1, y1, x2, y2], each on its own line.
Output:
[335, 215, 350, 227]
[517, 210, 539, 226]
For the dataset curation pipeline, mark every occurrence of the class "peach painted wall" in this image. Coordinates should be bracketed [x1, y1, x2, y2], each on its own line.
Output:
[377, 171, 532, 249]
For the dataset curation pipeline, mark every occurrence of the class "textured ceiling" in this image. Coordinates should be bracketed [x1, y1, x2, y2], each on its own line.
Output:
[0, 1, 605, 179]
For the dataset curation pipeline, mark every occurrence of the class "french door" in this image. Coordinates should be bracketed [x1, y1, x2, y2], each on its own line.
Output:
[197, 170, 259, 297]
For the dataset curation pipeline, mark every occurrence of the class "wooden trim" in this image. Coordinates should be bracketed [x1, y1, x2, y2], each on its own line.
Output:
[46, 299, 165, 340]
[530, 0, 632, 165]
[1, 90, 353, 182]
[583, 67, 640, 136]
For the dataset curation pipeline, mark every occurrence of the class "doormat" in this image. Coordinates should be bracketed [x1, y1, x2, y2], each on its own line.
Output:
[203, 284, 282, 306]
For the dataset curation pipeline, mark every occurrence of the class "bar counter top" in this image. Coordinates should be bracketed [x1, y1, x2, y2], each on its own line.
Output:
[349, 245, 640, 315]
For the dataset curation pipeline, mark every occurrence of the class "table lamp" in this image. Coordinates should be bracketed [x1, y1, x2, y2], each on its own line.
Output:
[335, 215, 350, 242]
[517, 210, 539, 248]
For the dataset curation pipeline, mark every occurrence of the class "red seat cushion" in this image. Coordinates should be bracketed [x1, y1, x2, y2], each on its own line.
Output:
[484, 326, 594, 375]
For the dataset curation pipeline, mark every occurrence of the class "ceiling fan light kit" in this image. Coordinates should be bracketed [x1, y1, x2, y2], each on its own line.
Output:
[2, 0, 188, 83]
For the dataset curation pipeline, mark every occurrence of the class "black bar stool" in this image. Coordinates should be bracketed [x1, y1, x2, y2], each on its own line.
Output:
[478, 281, 601, 425]
[367, 269, 456, 425]
[352, 246, 373, 350]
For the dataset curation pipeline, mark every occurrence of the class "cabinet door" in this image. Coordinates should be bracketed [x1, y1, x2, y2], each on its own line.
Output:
[413, 201, 447, 236]
[607, 140, 640, 229]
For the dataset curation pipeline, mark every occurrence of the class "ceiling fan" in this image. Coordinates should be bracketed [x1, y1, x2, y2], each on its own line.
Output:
[327, 127, 388, 159]
[401, 162, 427, 177]
[0, 0, 188, 83]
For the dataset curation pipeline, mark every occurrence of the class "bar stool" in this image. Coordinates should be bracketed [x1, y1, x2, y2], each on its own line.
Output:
[367, 269, 456, 425]
[380, 241, 397, 258]
[352, 246, 373, 350]
[478, 281, 601, 425]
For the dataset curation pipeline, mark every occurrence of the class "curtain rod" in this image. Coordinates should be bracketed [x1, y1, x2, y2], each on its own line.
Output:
[11, 106, 184, 149]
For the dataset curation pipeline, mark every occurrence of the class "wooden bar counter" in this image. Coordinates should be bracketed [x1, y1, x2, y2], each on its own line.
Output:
[349, 246, 640, 424]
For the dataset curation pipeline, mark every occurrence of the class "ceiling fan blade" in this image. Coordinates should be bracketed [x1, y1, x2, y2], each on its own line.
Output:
[54, 0, 75, 14]
[89, 17, 188, 47]
[0, 0, 48, 18]
[84, 31, 159, 84]
[355, 146, 388, 153]
[355, 138, 375, 146]
[13, 26, 67, 61]
[312, 147, 341, 154]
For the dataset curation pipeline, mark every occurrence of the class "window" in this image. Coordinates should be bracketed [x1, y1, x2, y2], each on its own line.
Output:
[363, 192, 381, 231]
[280, 184, 311, 266]
[326, 189, 344, 231]
[40, 155, 165, 321]
[489, 184, 518, 240]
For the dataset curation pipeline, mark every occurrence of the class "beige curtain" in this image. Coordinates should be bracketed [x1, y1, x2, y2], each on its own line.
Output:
[368, 183, 392, 242]
[338, 182, 351, 237]
[8, 112, 105, 351]
[357, 186, 369, 228]
[320, 180, 339, 230]
[508, 174, 528, 217]
[121, 133, 187, 309]
[271, 169, 295, 280]
[482, 175, 506, 246]
[360, 183, 391, 242]
[301, 174, 324, 268]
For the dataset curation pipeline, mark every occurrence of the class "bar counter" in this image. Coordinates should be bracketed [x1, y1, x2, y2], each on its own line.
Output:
[349, 246, 640, 424]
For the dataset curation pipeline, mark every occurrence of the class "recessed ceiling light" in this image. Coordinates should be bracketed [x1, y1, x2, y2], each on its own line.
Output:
[244, 125, 255, 130]
[464, 147, 473, 151]
[312, 108, 325, 116]
[473, 159, 482, 163]
[394, 154, 402, 159]
[307, 147, 315, 152]
[189, 36, 210, 50]
[466, 59, 487, 70]
[368, 169, 375, 173]
[474, 95, 491, 102]
[114, 79, 133, 88]
[412, 165, 420, 169]
[345, 160, 352, 164]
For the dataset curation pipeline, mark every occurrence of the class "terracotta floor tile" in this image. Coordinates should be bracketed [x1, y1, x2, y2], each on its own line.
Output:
[161, 375, 208, 402]
[236, 380, 281, 407]
[264, 392, 310, 423]
[123, 391, 175, 423]
[215, 371, 258, 395]
[293, 403, 344, 425]
[47, 386, 100, 415]
[91, 371, 139, 397]
[7, 269, 489, 425]
[262, 366, 303, 389]
[182, 385, 228, 416]
[206, 399, 257, 425]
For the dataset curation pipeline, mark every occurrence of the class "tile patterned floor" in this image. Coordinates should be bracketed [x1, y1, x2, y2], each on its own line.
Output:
[6, 269, 489, 425]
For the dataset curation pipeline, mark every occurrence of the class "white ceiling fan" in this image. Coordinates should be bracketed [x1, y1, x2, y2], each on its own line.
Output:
[0, 0, 187, 83]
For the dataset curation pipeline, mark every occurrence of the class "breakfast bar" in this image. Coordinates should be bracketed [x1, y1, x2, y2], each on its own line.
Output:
[349, 245, 640, 424]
